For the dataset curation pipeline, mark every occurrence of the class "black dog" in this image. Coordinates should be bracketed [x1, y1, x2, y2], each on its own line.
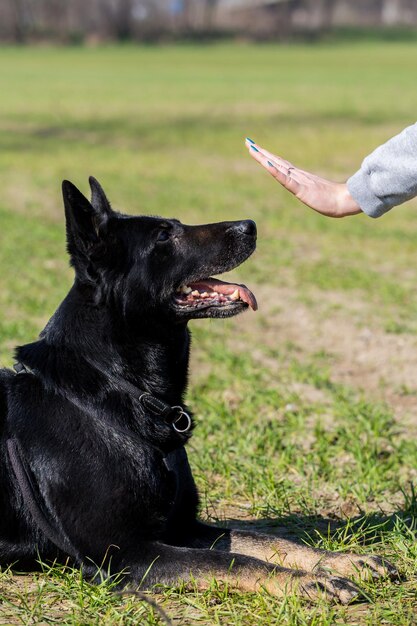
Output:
[0, 178, 396, 602]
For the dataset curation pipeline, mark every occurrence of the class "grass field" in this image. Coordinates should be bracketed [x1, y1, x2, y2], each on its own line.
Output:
[1, 41, 417, 624]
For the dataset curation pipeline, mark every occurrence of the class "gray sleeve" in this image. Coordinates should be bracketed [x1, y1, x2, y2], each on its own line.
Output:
[347, 122, 417, 218]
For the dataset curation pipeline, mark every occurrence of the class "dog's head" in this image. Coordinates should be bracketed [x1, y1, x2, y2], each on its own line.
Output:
[63, 177, 257, 325]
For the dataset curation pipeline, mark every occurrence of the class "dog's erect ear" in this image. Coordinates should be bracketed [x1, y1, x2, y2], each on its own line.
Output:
[89, 176, 113, 216]
[62, 179, 112, 267]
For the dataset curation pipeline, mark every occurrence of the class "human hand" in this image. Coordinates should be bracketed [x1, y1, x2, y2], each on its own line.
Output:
[245, 138, 362, 218]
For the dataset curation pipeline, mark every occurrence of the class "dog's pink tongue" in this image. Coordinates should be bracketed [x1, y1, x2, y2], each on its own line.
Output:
[189, 278, 258, 311]
[234, 285, 258, 311]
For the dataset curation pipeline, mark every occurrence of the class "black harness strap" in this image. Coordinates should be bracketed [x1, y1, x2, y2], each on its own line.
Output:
[79, 358, 193, 434]
[139, 393, 192, 433]
[14, 361, 192, 434]
[10, 361, 193, 548]
[6, 438, 78, 557]
[10, 361, 192, 551]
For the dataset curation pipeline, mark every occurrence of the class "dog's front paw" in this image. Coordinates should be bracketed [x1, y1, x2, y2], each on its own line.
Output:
[265, 569, 360, 604]
[300, 574, 360, 605]
[317, 552, 398, 581]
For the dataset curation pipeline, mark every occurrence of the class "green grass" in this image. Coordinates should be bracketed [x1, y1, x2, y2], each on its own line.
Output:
[1, 42, 417, 624]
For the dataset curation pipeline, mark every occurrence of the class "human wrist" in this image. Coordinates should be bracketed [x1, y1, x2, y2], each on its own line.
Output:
[335, 183, 362, 217]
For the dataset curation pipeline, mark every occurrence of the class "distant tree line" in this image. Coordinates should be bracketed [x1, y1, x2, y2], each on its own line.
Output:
[1, 0, 416, 43]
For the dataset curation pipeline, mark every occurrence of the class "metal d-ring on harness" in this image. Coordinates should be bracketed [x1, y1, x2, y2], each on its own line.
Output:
[13, 360, 192, 435]
[79, 358, 193, 435]
[170, 407, 192, 433]
[138, 393, 192, 434]
[7, 360, 193, 558]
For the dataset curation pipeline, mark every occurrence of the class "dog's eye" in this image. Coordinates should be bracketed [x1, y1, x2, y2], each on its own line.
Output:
[156, 230, 170, 243]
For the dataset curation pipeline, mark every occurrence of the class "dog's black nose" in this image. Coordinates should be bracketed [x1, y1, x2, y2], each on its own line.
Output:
[237, 220, 257, 237]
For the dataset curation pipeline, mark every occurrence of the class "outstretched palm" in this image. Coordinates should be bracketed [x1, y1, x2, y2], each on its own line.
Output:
[245, 139, 362, 218]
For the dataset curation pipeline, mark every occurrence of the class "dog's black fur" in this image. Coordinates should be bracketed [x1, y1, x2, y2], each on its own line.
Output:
[0, 179, 396, 601]
[0, 177, 257, 573]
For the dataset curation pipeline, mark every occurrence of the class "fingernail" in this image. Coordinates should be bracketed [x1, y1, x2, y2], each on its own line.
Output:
[267, 160, 276, 168]
[250, 146, 259, 153]
[246, 137, 255, 144]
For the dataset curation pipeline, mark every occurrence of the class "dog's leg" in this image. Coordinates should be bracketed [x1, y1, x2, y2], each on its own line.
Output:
[126, 542, 359, 605]
[184, 524, 397, 581]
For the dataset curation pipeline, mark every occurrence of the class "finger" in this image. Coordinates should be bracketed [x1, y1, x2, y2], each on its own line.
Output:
[249, 147, 301, 194]
[271, 163, 301, 195]
[254, 145, 294, 170]
[255, 148, 324, 190]
[248, 143, 322, 186]
[249, 145, 291, 179]
[245, 137, 257, 148]
[249, 145, 286, 176]
[248, 144, 269, 166]
[244, 139, 289, 170]
[244, 138, 297, 173]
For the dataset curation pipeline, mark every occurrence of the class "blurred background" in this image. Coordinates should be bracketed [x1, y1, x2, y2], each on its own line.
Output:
[2, 0, 417, 43]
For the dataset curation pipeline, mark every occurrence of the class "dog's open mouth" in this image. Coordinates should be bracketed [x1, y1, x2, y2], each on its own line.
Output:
[174, 277, 257, 312]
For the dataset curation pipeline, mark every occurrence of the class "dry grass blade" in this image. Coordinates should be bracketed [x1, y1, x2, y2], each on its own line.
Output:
[114, 590, 173, 626]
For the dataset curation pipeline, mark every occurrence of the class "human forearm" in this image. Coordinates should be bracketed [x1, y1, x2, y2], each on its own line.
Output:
[347, 122, 417, 218]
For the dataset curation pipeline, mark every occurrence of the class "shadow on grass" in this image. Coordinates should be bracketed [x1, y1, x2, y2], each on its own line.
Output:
[0, 108, 409, 155]
[222, 488, 417, 549]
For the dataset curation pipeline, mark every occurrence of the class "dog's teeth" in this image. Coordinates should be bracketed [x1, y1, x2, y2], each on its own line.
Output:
[191, 290, 200, 297]
[201, 292, 210, 298]
[230, 289, 240, 301]
[178, 285, 192, 294]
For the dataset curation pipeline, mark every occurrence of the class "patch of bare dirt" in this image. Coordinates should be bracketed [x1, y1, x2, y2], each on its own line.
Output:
[235, 284, 417, 430]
